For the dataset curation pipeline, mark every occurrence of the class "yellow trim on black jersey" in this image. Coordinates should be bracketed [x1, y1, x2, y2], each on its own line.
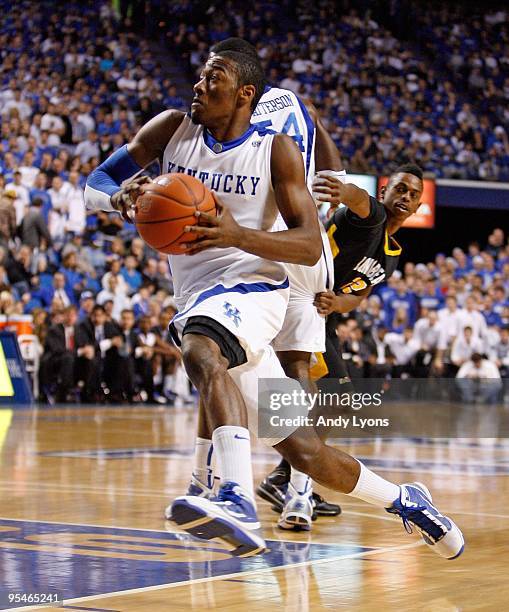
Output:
[327, 223, 339, 258]
[384, 231, 402, 256]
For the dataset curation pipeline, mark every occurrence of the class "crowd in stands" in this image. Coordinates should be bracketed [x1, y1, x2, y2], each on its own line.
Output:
[163, 0, 509, 181]
[0, 1, 192, 404]
[0, 0, 508, 405]
[334, 226, 509, 402]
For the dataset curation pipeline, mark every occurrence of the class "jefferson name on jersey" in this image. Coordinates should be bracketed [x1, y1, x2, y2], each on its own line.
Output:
[165, 160, 261, 196]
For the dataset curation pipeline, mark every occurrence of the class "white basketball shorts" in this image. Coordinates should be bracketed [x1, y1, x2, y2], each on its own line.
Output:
[171, 277, 290, 365]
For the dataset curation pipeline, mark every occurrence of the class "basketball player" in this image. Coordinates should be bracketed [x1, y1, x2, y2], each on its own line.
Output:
[263, 165, 427, 528]
[185, 37, 343, 530]
[86, 50, 464, 561]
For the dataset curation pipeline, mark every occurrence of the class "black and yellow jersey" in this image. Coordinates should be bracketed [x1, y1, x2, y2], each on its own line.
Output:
[326, 197, 401, 296]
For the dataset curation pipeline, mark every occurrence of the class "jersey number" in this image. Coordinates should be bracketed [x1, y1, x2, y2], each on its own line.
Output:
[254, 112, 304, 152]
[341, 277, 368, 294]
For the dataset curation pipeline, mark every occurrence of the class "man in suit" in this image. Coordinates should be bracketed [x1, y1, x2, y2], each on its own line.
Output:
[114, 309, 154, 402]
[76, 304, 122, 402]
[40, 305, 79, 402]
[37, 271, 74, 308]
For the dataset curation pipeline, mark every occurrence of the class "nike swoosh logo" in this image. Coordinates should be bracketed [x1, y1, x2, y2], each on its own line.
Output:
[234, 434, 249, 440]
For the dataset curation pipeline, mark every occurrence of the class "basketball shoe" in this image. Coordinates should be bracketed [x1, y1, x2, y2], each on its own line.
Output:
[164, 474, 214, 520]
[278, 483, 314, 531]
[257, 461, 341, 517]
[386, 482, 465, 560]
[168, 481, 266, 557]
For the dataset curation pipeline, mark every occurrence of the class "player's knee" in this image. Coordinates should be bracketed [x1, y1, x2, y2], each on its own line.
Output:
[181, 334, 227, 386]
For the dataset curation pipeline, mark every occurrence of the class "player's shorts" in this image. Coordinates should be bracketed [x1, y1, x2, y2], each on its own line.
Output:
[170, 277, 290, 365]
[272, 233, 333, 354]
[229, 345, 309, 447]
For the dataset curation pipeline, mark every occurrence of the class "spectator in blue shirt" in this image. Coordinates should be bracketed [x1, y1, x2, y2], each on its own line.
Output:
[121, 255, 143, 295]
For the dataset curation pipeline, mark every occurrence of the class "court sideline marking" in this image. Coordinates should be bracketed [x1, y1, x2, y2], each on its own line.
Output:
[9, 539, 424, 611]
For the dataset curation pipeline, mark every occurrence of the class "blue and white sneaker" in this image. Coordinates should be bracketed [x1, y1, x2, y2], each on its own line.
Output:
[164, 474, 214, 520]
[168, 481, 266, 557]
[386, 482, 465, 560]
[278, 483, 314, 531]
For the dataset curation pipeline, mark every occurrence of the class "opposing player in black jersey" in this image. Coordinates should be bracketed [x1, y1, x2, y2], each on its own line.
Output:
[314, 164, 423, 378]
[261, 165, 424, 513]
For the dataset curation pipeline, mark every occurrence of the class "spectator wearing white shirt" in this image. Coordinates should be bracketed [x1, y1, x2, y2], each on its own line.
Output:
[74, 131, 100, 163]
[456, 353, 502, 404]
[18, 151, 39, 188]
[97, 275, 131, 322]
[65, 171, 86, 234]
[40, 103, 65, 136]
[414, 310, 441, 351]
[5, 171, 30, 225]
[48, 176, 71, 241]
[435, 295, 465, 373]
[460, 295, 488, 341]
[385, 328, 420, 370]
[280, 70, 301, 94]
[450, 326, 485, 369]
[2, 89, 31, 120]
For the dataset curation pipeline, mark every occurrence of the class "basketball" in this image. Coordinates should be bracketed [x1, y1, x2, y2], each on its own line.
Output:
[135, 173, 216, 254]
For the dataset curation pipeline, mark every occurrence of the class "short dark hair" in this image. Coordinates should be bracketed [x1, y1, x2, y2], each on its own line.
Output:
[214, 49, 265, 110]
[210, 37, 258, 60]
[32, 197, 43, 207]
[92, 304, 105, 314]
[393, 164, 423, 181]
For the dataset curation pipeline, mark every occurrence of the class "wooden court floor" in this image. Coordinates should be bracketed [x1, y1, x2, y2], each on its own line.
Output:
[0, 404, 508, 611]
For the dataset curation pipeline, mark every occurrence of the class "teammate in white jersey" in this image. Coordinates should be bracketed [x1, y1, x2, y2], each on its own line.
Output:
[85, 45, 464, 562]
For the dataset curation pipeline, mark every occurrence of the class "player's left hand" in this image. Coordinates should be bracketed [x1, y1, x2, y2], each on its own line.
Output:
[313, 290, 338, 316]
[312, 174, 344, 209]
[181, 194, 242, 254]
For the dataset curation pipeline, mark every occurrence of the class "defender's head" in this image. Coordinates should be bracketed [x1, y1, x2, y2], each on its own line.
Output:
[191, 50, 265, 126]
[380, 164, 424, 224]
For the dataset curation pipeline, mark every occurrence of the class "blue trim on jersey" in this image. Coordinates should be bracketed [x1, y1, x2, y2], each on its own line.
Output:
[203, 124, 256, 153]
[173, 277, 290, 322]
[87, 145, 142, 197]
[296, 96, 315, 177]
[264, 84, 272, 93]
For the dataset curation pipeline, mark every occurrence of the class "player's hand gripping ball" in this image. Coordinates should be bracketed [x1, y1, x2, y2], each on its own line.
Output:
[135, 173, 216, 254]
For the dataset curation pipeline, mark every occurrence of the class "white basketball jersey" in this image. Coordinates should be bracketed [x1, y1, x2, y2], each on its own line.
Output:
[163, 116, 286, 308]
[253, 86, 334, 292]
[252, 86, 316, 189]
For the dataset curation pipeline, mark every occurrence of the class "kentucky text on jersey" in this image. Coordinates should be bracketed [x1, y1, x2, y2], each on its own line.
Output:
[166, 161, 261, 195]
[354, 256, 386, 286]
[252, 94, 295, 117]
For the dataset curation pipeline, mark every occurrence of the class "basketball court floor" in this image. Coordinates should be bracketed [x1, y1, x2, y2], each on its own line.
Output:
[0, 403, 508, 611]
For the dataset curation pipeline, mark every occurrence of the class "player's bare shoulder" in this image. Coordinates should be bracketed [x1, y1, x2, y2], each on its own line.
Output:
[128, 110, 186, 167]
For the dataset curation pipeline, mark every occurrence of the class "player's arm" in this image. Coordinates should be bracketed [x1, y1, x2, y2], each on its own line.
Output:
[84, 110, 184, 218]
[314, 287, 371, 315]
[183, 134, 322, 266]
[313, 178, 371, 219]
[301, 99, 343, 172]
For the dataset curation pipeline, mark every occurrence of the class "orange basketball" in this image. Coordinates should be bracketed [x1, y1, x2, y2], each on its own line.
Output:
[135, 173, 216, 254]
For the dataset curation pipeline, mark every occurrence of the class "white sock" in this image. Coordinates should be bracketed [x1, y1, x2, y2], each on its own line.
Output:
[212, 425, 254, 499]
[290, 467, 312, 495]
[349, 461, 400, 508]
[192, 437, 214, 489]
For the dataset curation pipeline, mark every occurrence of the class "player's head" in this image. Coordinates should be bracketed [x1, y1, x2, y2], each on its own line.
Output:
[209, 37, 258, 60]
[191, 50, 264, 126]
[380, 164, 423, 224]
